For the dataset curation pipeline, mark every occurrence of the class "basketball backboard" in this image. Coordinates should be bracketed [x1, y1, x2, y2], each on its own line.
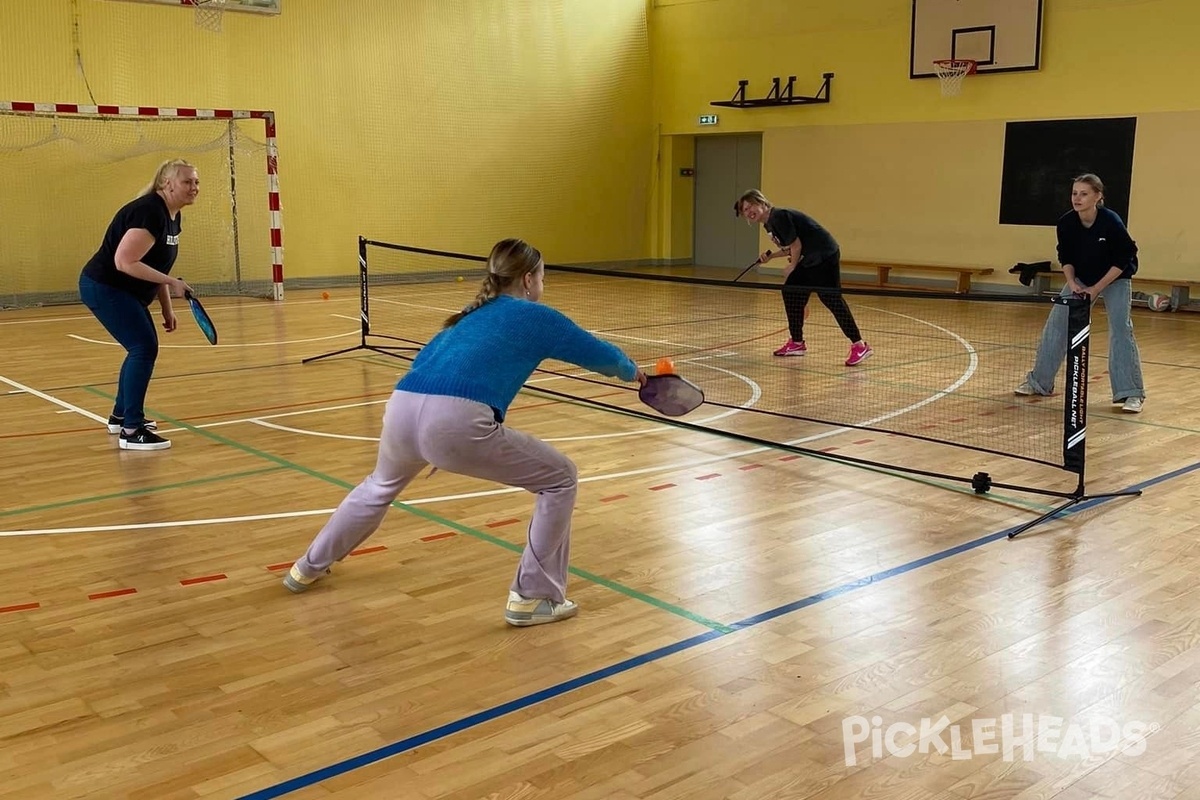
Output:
[910, 0, 1042, 79]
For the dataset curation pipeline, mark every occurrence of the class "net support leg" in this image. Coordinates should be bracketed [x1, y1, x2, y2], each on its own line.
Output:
[303, 236, 422, 364]
[1009, 295, 1142, 538]
[1007, 486, 1142, 539]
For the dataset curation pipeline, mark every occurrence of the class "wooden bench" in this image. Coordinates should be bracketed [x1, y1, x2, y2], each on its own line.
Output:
[840, 260, 995, 294]
[1030, 270, 1200, 311]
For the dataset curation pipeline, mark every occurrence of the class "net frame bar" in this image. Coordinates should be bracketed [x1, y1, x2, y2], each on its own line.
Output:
[303, 238, 1145, 536]
[0, 100, 284, 301]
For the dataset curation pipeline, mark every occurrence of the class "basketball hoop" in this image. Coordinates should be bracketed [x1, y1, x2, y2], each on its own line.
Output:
[932, 59, 976, 97]
[192, 0, 226, 32]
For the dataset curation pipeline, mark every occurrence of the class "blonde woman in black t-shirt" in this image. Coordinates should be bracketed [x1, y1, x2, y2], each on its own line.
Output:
[79, 159, 196, 450]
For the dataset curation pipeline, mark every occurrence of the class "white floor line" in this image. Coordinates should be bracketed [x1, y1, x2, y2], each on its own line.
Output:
[0, 374, 106, 424]
[68, 330, 359, 349]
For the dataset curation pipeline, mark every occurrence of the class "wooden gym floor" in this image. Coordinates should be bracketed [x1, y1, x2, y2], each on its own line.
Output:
[3, 277, 1200, 799]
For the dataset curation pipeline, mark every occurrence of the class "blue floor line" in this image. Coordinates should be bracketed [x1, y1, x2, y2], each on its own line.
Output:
[238, 458, 1200, 799]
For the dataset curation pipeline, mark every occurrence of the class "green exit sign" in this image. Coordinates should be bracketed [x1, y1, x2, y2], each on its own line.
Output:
[698, 114, 719, 126]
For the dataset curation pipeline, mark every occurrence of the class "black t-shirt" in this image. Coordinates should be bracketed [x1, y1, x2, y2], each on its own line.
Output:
[1055, 206, 1138, 286]
[765, 207, 839, 267]
[81, 192, 181, 305]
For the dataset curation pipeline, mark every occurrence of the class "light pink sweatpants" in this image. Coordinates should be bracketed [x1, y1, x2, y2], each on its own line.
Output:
[295, 390, 578, 602]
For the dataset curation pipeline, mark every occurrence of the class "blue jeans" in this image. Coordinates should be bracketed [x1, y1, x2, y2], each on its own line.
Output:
[1025, 280, 1145, 401]
[79, 275, 159, 428]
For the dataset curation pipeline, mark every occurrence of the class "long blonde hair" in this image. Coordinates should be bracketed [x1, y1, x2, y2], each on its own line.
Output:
[138, 159, 195, 198]
[443, 238, 543, 328]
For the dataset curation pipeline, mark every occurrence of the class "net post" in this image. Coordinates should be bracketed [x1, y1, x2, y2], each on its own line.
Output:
[264, 111, 284, 301]
[227, 120, 243, 291]
[359, 235, 370, 343]
[1061, 296, 1090, 482]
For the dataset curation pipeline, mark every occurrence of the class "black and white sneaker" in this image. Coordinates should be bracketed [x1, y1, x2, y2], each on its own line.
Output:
[118, 426, 171, 451]
[107, 415, 158, 435]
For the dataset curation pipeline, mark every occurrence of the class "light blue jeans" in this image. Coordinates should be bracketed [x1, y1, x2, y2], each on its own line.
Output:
[1025, 280, 1145, 401]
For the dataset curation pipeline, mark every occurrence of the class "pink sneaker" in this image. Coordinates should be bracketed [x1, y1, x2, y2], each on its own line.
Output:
[845, 341, 872, 366]
[773, 339, 807, 357]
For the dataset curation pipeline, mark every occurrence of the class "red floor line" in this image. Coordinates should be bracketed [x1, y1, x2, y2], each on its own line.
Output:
[649, 483, 676, 491]
[695, 473, 721, 481]
[600, 494, 628, 503]
[88, 588, 137, 600]
[779, 455, 800, 462]
[180, 574, 227, 586]
[739, 464, 763, 471]
[349, 545, 387, 556]
[0, 427, 97, 440]
[420, 532, 457, 542]
[266, 562, 293, 572]
[486, 518, 521, 528]
[0, 602, 39, 614]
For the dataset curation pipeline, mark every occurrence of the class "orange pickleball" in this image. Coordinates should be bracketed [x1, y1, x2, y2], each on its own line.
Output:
[656, 357, 676, 375]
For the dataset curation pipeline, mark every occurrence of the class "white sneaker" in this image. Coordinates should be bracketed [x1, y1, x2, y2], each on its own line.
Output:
[1014, 381, 1037, 396]
[282, 564, 328, 593]
[1122, 397, 1144, 413]
[504, 591, 578, 627]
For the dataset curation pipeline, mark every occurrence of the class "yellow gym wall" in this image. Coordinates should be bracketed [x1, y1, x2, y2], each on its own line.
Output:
[0, 0, 653, 299]
[649, 0, 1200, 282]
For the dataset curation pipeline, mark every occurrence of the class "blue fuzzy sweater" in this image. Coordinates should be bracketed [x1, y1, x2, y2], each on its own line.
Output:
[396, 295, 638, 421]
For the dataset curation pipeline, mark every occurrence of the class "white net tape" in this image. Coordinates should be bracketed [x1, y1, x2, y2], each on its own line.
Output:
[932, 59, 975, 97]
[194, 0, 226, 32]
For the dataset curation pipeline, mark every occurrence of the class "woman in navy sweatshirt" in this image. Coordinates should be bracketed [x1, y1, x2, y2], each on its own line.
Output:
[1016, 173, 1146, 413]
[284, 239, 646, 627]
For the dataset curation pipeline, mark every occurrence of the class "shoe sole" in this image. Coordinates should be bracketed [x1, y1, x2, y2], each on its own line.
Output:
[282, 576, 314, 593]
[118, 440, 171, 450]
[505, 605, 579, 627]
[773, 351, 806, 357]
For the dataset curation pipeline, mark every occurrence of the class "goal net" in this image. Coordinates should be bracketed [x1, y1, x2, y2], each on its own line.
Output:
[0, 105, 280, 309]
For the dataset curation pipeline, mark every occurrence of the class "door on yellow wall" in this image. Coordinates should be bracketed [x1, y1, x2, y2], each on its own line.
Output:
[693, 133, 762, 269]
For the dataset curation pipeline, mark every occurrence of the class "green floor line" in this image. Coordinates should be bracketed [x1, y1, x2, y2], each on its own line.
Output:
[2, 466, 288, 518]
[81, 386, 732, 634]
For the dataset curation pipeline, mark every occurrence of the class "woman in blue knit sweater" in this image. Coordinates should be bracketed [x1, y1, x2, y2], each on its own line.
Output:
[284, 239, 646, 626]
[1016, 173, 1146, 413]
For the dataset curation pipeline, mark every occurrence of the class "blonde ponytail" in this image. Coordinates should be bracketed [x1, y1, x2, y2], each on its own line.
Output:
[442, 238, 543, 328]
[444, 273, 503, 328]
[138, 158, 194, 199]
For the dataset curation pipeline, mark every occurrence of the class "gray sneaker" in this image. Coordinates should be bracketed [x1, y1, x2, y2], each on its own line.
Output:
[1014, 381, 1037, 396]
[1122, 397, 1144, 413]
[505, 591, 578, 626]
[283, 564, 328, 593]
